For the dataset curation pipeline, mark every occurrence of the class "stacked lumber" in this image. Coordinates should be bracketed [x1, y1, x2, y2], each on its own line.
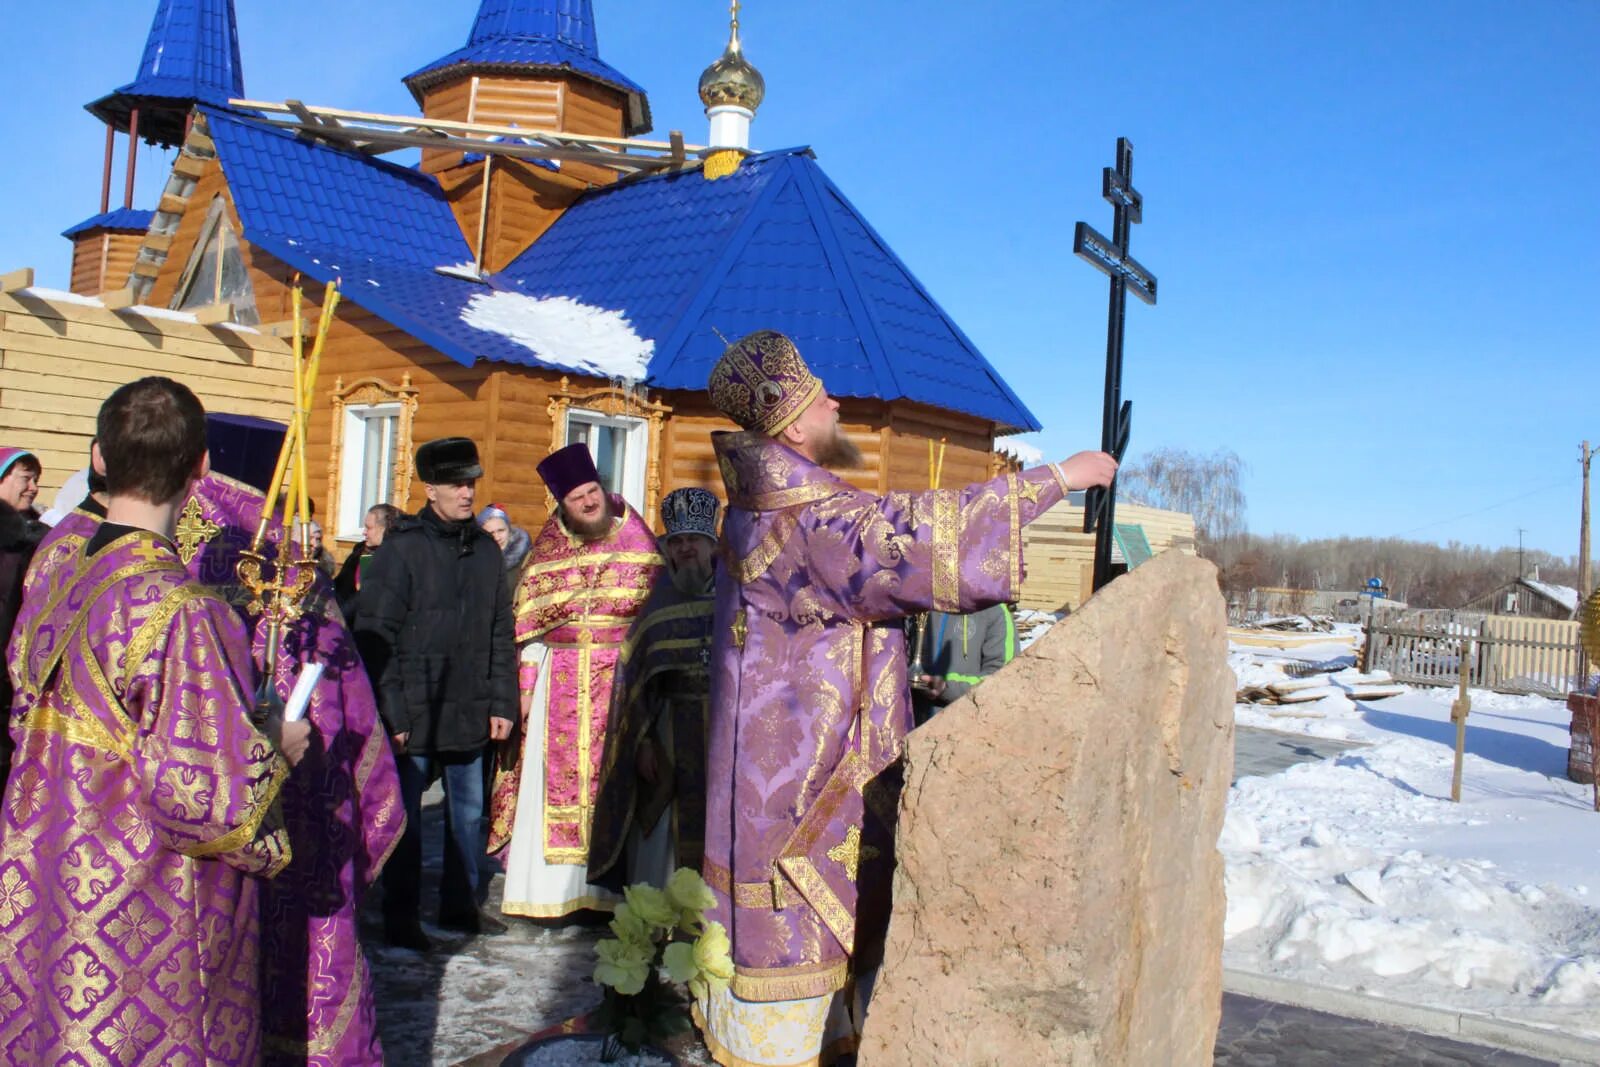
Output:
[0, 285, 293, 500]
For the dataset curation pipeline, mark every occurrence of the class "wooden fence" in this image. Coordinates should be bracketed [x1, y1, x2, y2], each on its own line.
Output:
[1365, 609, 1582, 696]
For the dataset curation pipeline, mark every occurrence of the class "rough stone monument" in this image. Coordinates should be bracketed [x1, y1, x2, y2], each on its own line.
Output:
[858, 551, 1234, 1066]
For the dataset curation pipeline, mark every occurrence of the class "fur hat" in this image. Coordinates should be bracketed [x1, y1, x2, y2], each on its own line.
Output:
[537, 443, 602, 501]
[660, 487, 719, 541]
[707, 330, 823, 436]
[416, 437, 483, 483]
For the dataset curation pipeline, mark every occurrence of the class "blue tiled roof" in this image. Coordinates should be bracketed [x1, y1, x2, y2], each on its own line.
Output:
[87, 0, 244, 144]
[61, 208, 155, 239]
[204, 108, 1038, 432]
[404, 0, 650, 136]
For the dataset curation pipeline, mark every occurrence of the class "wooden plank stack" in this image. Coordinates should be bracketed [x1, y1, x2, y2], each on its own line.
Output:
[0, 284, 294, 501]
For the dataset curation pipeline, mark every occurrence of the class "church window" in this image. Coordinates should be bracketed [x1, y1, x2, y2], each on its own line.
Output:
[172, 196, 260, 325]
[326, 375, 420, 541]
[566, 409, 647, 513]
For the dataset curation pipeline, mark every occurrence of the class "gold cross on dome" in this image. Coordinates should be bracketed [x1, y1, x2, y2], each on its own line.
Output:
[175, 497, 222, 565]
[826, 825, 880, 882]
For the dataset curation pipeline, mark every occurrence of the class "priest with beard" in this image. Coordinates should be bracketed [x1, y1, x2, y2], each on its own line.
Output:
[490, 444, 662, 920]
[588, 487, 721, 894]
[695, 330, 1118, 1066]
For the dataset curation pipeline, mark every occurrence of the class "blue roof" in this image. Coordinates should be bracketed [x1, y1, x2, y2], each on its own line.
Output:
[61, 208, 155, 239]
[202, 108, 1038, 432]
[87, 0, 243, 145]
[405, 0, 650, 136]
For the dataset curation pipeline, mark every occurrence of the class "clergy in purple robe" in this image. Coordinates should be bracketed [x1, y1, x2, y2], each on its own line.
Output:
[695, 331, 1117, 1066]
[0, 378, 296, 1064]
[181, 470, 406, 1067]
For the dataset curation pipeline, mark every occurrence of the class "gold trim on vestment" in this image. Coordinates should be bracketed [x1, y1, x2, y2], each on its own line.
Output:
[736, 482, 841, 513]
[121, 585, 222, 688]
[1007, 472, 1022, 591]
[521, 551, 663, 579]
[519, 585, 655, 614]
[618, 601, 715, 665]
[704, 858, 787, 910]
[500, 893, 616, 919]
[730, 511, 798, 585]
[930, 489, 960, 613]
[692, 1001, 860, 1067]
[727, 958, 850, 1002]
[185, 756, 289, 866]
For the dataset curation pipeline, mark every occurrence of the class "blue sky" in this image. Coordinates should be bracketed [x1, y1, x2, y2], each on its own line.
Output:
[2, 1, 1596, 557]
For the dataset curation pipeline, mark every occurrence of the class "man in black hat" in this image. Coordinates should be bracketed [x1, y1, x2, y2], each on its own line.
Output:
[355, 436, 517, 947]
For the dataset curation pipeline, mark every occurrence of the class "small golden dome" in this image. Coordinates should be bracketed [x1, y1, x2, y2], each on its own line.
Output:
[699, 7, 765, 112]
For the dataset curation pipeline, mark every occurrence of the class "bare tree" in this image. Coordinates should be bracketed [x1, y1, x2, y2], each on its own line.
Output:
[1120, 447, 1247, 552]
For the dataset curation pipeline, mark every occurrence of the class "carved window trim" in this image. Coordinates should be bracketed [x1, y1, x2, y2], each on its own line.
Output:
[327, 373, 420, 539]
[546, 376, 670, 519]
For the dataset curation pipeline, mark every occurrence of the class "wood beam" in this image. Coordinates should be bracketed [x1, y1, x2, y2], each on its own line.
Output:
[192, 302, 236, 326]
[99, 287, 137, 310]
[0, 268, 36, 293]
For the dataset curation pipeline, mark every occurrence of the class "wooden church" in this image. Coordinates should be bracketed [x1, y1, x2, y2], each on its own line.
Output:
[35, 0, 1046, 553]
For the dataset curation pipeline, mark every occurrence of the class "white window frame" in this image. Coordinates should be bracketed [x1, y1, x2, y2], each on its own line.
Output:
[566, 407, 648, 514]
[337, 402, 403, 541]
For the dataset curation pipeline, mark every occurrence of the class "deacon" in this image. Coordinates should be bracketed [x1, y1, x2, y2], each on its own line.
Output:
[0, 377, 303, 1063]
[356, 436, 517, 947]
[589, 487, 721, 892]
[696, 331, 1117, 1066]
[490, 443, 661, 919]
[181, 447, 406, 1065]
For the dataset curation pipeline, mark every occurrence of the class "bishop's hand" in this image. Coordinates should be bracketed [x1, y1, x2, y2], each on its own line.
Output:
[1054, 451, 1118, 490]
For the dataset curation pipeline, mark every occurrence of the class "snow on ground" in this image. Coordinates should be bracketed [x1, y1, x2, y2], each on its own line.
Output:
[461, 291, 653, 379]
[1226, 627, 1600, 1037]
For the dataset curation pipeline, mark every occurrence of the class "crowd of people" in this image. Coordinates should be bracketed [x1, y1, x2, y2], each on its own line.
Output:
[0, 330, 1114, 1066]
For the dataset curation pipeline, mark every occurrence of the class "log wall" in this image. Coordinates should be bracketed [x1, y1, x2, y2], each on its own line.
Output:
[0, 290, 294, 501]
[69, 231, 145, 297]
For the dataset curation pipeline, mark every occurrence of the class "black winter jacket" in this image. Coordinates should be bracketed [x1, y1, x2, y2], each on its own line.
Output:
[1, 503, 46, 794]
[354, 504, 517, 753]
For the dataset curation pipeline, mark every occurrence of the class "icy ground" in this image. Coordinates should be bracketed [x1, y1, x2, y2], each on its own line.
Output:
[1225, 628, 1600, 1039]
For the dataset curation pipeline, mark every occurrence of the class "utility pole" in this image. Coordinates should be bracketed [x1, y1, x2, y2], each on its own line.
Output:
[1518, 528, 1527, 580]
[1581, 440, 1592, 600]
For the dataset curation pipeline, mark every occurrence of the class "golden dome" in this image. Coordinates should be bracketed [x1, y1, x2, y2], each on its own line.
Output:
[699, 5, 765, 112]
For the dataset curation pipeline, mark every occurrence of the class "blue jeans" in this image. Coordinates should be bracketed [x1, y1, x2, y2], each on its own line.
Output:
[383, 749, 486, 925]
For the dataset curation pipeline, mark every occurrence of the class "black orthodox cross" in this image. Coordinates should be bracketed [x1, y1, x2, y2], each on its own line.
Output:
[1074, 137, 1158, 593]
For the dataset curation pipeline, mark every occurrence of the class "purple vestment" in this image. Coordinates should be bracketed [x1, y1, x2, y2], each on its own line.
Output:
[1, 526, 291, 1064]
[704, 431, 1070, 1002]
[182, 474, 406, 1067]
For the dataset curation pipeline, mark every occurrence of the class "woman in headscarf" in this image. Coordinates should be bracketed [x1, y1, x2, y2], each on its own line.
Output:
[477, 503, 532, 596]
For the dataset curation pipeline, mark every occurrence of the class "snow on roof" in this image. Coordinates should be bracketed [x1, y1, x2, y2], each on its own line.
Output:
[460, 291, 652, 380]
[1523, 579, 1579, 613]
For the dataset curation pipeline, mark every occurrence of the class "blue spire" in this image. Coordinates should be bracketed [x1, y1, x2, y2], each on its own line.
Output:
[405, 0, 651, 136]
[86, 0, 245, 147]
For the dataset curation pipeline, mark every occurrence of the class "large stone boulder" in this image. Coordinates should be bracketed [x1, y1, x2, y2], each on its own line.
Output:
[858, 550, 1233, 1066]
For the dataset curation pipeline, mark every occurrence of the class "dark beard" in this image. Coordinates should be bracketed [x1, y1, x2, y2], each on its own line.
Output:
[668, 557, 713, 596]
[563, 503, 614, 540]
[815, 425, 864, 471]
